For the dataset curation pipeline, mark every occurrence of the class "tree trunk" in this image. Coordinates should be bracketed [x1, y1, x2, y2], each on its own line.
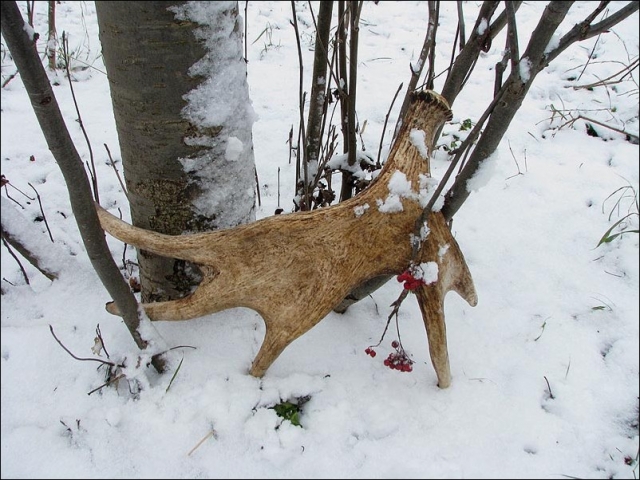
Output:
[95, 1, 256, 303]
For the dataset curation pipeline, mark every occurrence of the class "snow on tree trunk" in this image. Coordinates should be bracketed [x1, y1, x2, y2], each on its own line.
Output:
[96, 1, 256, 303]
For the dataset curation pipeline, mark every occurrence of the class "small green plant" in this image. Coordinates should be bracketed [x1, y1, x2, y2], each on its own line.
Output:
[270, 395, 311, 428]
[459, 118, 474, 131]
[438, 118, 476, 152]
[597, 183, 639, 247]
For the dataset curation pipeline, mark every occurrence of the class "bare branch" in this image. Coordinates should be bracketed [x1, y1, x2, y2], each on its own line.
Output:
[61, 32, 99, 203]
[394, 1, 438, 137]
[456, 1, 466, 50]
[49, 325, 119, 367]
[546, 2, 639, 65]
[28, 182, 54, 243]
[103, 143, 128, 200]
[504, 1, 519, 72]
[377, 82, 403, 166]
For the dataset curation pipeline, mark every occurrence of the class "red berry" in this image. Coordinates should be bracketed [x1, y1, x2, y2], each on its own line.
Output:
[369, 349, 376, 358]
[391, 340, 399, 349]
[397, 271, 412, 282]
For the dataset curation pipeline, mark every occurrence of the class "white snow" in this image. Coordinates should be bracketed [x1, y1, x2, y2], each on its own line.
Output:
[353, 203, 369, 217]
[225, 136, 244, 161]
[169, 1, 257, 228]
[466, 150, 499, 193]
[477, 18, 488, 35]
[409, 128, 428, 159]
[519, 56, 533, 83]
[417, 261, 439, 284]
[376, 170, 419, 213]
[1, 2, 638, 479]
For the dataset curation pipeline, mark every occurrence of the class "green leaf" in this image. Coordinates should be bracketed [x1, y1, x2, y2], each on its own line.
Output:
[596, 214, 638, 247]
[272, 401, 303, 427]
[165, 356, 184, 393]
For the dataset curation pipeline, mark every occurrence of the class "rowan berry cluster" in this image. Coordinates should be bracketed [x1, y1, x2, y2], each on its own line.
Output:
[383, 340, 414, 372]
[365, 340, 414, 373]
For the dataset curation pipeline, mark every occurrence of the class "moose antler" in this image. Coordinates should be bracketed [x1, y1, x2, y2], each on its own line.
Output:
[97, 90, 477, 387]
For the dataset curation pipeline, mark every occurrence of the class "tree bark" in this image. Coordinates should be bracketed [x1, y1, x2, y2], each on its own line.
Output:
[95, 1, 256, 303]
[304, 1, 333, 187]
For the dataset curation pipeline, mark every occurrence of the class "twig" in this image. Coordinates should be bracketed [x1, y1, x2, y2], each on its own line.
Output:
[1, 71, 20, 88]
[290, 0, 311, 210]
[504, 1, 519, 73]
[28, 182, 54, 242]
[49, 324, 119, 367]
[187, 429, 216, 456]
[95, 324, 110, 359]
[1, 233, 30, 285]
[244, 1, 248, 63]
[62, 32, 99, 203]
[456, 1, 465, 50]
[394, 1, 438, 138]
[254, 166, 262, 207]
[87, 373, 125, 396]
[2, 176, 35, 201]
[574, 57, 639, 90]
[103, 143, 128, 200]
[558, 113, 639, 144]
[543, 375, 555, 399]
[377, 82, 403, 167]
[370, 289, 409, 347]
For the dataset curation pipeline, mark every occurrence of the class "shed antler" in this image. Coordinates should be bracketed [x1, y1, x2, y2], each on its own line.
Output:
[97, 90, 477, 387]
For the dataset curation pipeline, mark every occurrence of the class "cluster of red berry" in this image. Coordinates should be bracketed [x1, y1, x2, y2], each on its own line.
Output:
[364, 341, 414, 373]
[383, 340, 414, 372]
[396, 269, 424, 291]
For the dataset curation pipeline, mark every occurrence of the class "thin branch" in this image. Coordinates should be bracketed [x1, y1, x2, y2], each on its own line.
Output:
[187, 430, 216, 457]
[546, 2, 639, 65]
[456, 1, 466, 50]
[574, 57, 639, 89]
[49, 324, 119, 367]
[504, 1, 519, 72]
[95, 324, 110, 359]
[559, 113, 639, 143]
[1, 71, 20, 88]
[394, 1, 438, 138]
[28, 182, 54, 242]
[290, 1, 309, 208]
[62, 31, 99, 203]
[346, 0, 362, 169]
[377, 82, 403, 167]
[543, 375, 555, 399]
[87, 373, 125, 396]
[369, 289, 409, 348]
[1, 233, 30, 285]
[244, 1, 248, 63]
[103, 143, 128, 200]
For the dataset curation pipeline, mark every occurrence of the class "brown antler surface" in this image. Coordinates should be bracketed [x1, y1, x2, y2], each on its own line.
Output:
[97, 90, 477, 387]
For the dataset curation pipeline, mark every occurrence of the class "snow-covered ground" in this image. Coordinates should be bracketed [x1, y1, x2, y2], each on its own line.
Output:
[1, 2, 638, 478]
